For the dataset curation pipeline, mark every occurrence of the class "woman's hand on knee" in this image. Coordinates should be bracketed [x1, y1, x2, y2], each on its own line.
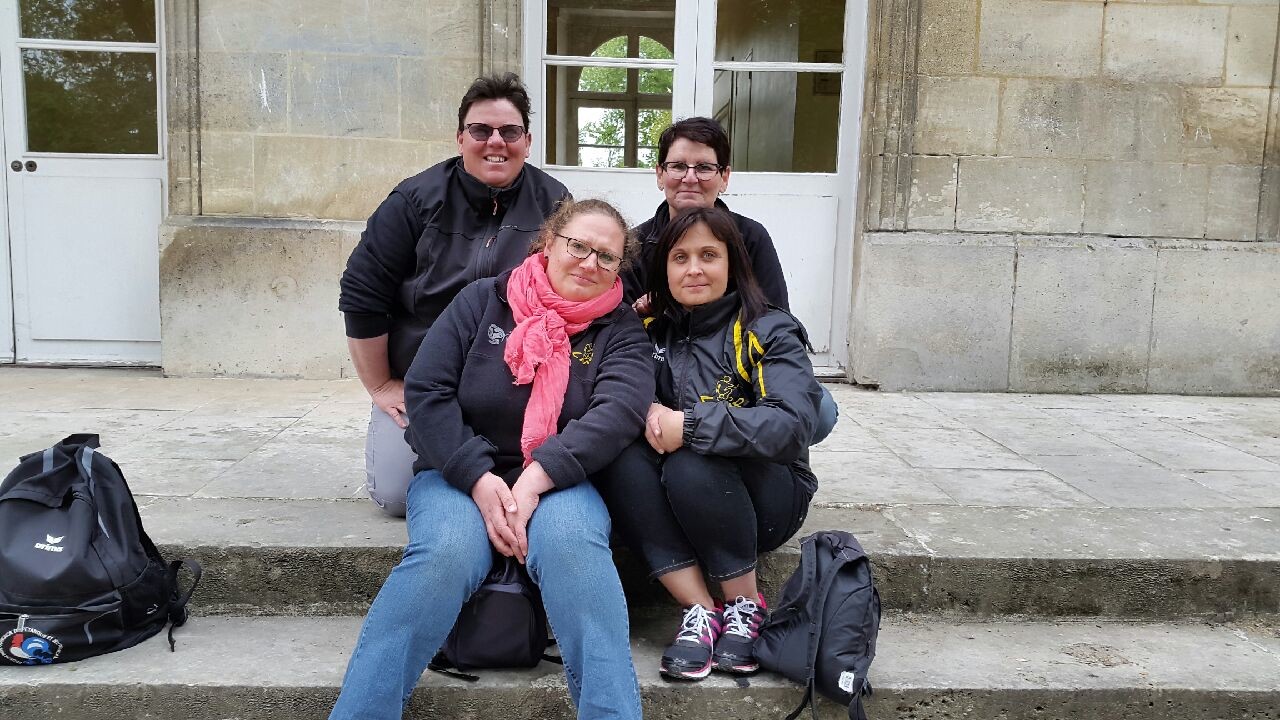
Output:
[645, 405, 686, 454]
[509, 462, 555, 563]
[470, 472, 519, 557]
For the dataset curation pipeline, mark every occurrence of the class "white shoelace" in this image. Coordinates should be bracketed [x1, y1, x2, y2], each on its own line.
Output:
[721, 596, 761, 638]
[674, 603, 715, 644]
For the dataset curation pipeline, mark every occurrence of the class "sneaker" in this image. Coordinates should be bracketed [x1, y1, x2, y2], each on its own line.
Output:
[659, 603, 721, 681]
[713, 594, 767, 674]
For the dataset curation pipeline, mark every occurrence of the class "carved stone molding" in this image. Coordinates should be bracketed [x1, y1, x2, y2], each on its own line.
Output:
[1260, 11, 1280, 242]
[859, 0, 922, 232]
[481, 0, 524, 77]
[165, 0, 200, 216]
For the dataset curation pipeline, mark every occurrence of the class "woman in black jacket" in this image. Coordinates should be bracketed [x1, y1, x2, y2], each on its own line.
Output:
[330, 199, 653, 720]
[596, 206, 823, 682]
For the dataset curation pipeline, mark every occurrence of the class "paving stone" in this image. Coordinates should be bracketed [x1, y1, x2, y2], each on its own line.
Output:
[195, 442, 365, 500]
[958, 416, 1124, 457]
[810, 417, 891, 452]
[107, 415, 296, 462]
[810, 451, 957, 505]
[1031, 453, 1245, 507]
[867, 427, 1041, 470]
[116, 457, 236, 496]
[978, 0, 1103, 77]
[1169, 418, 1280, 458]
[1180, 470, 1280, 506]
[914, 392, 1051, 419]
[1101, 425, 1279, 472]
[919, 468, 1100, 507]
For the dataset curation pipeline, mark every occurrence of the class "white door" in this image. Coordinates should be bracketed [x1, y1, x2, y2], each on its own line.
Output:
[0, 0, 164, 365]
[525, 0, 866, 372]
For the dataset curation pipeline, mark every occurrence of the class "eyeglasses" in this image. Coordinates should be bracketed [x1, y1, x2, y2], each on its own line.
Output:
[659, 161, 725, 181]
[556, 234, 622, 272]
[463, 123, 527, 143]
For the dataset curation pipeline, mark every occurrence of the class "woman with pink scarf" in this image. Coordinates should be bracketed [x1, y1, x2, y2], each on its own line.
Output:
[330, 199, 653, 720]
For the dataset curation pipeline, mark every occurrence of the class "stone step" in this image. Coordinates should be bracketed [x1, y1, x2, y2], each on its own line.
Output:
[138, 497, 1280, 619]
[2, 615, 1276, 720]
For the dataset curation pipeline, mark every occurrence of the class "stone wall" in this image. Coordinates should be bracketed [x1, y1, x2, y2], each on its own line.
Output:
[854, 0, 1280, 393]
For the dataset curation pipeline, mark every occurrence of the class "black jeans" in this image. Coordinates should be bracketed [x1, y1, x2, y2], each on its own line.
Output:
[595, 440, 814, 581]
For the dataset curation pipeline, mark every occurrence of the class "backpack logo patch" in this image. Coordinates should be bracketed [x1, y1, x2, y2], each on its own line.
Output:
[34, 534, 64, 553]
[1, 618, 63, 665]
[487, 324, 507, 345]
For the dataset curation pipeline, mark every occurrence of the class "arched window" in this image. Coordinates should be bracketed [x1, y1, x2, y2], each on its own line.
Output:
[573, 35, 673, 167]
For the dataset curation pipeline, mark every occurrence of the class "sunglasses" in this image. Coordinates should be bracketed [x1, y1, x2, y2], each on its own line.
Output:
[556, 234, 622, 272]
[463, 123, 527, 143]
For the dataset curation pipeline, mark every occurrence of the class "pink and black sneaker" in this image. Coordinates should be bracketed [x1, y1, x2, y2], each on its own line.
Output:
[713, 594, 767, 674]
[659, 603, 721, 681]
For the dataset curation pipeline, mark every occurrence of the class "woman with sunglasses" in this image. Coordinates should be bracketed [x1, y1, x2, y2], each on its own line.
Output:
[340, 73, 570, 518]
[330, 198, 653, 719]
[597, 205, 822, 681]
[622, 116, 838, 444]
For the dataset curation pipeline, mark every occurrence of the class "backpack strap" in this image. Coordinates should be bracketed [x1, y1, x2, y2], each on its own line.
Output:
[78, 446, 112, 540]
[427, 651, 480, 682]
[166, 559, 203, 651]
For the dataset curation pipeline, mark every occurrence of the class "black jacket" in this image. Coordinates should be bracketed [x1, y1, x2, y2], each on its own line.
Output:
[623, 199, 790, 310]
[648, 293, 821, 463]
[403, 270, 654, 493]
[339, 157, 570, 377]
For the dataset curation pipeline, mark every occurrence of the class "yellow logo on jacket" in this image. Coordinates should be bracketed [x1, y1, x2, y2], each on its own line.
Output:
[572, 343, 594, 366]
[699, 375, 747, 407]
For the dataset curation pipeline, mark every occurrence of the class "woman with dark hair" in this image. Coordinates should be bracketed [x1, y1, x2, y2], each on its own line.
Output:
[622, 115, 838, 443]
[596, 206, 823, 682]
[330, 198, 652, 719]
[340, 72, 570, 518]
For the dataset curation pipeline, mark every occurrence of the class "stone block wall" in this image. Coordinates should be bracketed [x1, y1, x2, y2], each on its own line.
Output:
[899, 0, 1279, 240]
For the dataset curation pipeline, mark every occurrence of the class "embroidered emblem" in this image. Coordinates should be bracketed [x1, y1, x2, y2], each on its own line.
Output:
[34, 532, 65, 553]
[487, 324, 507, 345]
[1, 616, 63, 665]
[572, 343, 594, 366]
[652, 345, 666, 363]
[699, 375, 747, 407]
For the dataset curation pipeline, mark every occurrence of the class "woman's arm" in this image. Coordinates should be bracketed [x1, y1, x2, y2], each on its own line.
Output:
[402, 282, 498, 494]
[528, 312, 656, 489]
[684, 314, 821, 463]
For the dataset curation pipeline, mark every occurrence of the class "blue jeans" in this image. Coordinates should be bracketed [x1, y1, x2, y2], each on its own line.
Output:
[814, 384, 839, 444]
[330, 470, 641, 720]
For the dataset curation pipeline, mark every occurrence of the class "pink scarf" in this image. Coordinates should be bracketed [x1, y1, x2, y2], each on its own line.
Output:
[505, 253, 624, 465]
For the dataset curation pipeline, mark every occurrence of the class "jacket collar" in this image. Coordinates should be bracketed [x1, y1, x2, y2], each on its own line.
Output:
[455, 158, 527, 216]
[662, 292, 741, 338]
[642, 197, 734, 243]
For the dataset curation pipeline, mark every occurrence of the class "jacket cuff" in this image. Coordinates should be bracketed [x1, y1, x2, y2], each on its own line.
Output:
[344, 312, 393, 339]
[441, 435, 498, 494]
[530, 436, 586, 489]
[682, 407, 698, 448]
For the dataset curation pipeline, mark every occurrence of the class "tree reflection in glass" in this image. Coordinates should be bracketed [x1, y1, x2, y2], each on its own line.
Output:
[24, 50, 158, 154]
[20, 0, 155, 42]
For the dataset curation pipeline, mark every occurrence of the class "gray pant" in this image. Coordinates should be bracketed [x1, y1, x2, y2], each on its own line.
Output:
[364, 405, 417, 517]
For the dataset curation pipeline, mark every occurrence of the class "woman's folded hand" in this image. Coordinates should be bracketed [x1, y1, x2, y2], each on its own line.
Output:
[471, 472, 519, 557]
[509, 462, 555, 563]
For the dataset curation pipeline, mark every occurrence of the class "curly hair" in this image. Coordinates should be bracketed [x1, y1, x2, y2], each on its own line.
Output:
[528, 198, 641, 269]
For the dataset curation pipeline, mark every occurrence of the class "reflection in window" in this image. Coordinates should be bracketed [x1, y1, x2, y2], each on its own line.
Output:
[544, 5, 675, 169]
[20, 0, 156, 43]
[24, 49, 158, 154]
[713, 70, 839, 172]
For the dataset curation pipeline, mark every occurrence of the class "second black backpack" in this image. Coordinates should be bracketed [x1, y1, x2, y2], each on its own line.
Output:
[754, 531, 881, 720]
[428, 555, 552, 678]
[0, 434, 201, 665]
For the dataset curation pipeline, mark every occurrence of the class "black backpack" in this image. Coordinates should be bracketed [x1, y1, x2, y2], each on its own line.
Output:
[0, 434, 201, 665]
[428, 555, 554, 679]
[755, 531, 881, 720]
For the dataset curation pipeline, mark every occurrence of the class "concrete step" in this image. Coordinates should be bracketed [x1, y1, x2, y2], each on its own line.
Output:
[2, 615, 1276, 719]
[138, 497, 1280, 619]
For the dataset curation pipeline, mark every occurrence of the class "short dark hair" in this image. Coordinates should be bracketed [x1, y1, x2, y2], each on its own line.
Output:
[457, 73, 532, 132]
[647, 206, 768, 326]
[656, 116, 731, 168]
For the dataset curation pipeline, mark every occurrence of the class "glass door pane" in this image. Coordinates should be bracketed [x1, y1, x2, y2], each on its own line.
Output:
[23, 49, 158, 154]
[20, 0, 156, 42]
[712, 69, 840, 172]
[714, 0, 846, 63]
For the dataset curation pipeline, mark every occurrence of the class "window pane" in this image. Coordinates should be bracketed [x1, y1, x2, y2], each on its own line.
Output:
[545, 65, 673, 169]
[546, 0, 675, 58]
[20, 0, 155, 42]
[24, 50, 158, 154]
[712, 70, 840, 173]
[714, 0, 845, 63]
[579, 65, 627, 93]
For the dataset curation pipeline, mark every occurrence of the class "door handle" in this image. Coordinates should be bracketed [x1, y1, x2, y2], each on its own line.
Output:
[24, 161, 36, 172]
[9, 161, 19, 172]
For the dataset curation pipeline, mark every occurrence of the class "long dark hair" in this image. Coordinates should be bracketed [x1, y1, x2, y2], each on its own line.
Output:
[647, 207, 769, 327]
